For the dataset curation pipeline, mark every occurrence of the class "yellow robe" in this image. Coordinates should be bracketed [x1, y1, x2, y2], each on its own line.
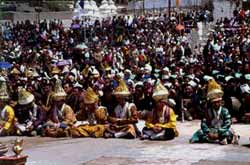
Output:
[108, 102, 138, 138]
[145, 107, 179, 137]
[0, 105, 15, 135]
[71, 106, 108, 138]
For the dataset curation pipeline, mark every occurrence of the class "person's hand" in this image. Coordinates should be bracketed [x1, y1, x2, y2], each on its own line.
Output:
[208, 133, 219, 140]
[153, 125, 162, 133]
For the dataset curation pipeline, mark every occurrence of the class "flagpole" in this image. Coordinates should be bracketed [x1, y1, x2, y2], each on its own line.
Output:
[168, 0, 171, 17]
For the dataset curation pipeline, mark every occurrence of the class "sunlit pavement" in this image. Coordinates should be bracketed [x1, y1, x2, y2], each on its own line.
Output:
[0, 120, 249, 165]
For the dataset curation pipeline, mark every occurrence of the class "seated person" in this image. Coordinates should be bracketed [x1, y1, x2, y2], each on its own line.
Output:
[141, 81, 178, 140]
[44, 79, 76, 137]
[70, 87, 108, 138]
[190, 79, 239, 145]
[15, 88, 46, 136]
[239, 84, 250, 123]
[0, 79, 15, 136]
[106, 79, 139, 139]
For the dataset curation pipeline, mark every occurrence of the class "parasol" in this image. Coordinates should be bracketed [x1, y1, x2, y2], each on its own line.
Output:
[75, 43, 88, 49]
[176, 24, 185, 31]
[0, 61, 12, 69]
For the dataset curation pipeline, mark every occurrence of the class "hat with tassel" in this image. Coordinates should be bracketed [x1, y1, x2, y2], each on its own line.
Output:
[207, 79, 224, 102]
[52, 79, 67, 101]
[113, 79, 130, 97]
[0, 77, 9, 101]
[51, 66, 61, 75]
[18, 88, 34, 105]
[81, 64, 90, 78]
[10, 67, 21, 75]
[152, 80, 169, 101]
[84, 87, 99, 104]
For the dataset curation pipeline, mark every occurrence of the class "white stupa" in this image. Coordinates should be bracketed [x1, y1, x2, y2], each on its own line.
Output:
[73, 0, 82, 13]
[89, 0, 99, 12]
[83, 0, 92, 12]
[73, 0, 82, 19]
[108, 0, 117, 13]
[99, 0, 109, 14]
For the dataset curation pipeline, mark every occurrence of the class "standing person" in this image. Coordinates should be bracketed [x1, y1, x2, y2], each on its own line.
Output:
[190, 79, 239, 145]
[71, 87, 108, 138]
[0, 77, 15, 136]
[107, 79, 139, 139]
[44, 79, 76, 137]
[141, 81, 179, 140]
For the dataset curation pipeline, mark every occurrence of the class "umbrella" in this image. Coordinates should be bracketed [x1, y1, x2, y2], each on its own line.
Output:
[75, 43, 88, 49]
[176, 24, 185, 31]
[0, 61, 12, 69]
[56, 60, 71, 67]
[71, 24, 81, 29]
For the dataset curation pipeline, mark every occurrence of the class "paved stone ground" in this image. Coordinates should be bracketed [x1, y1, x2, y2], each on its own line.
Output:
[0, 120, 249, 165]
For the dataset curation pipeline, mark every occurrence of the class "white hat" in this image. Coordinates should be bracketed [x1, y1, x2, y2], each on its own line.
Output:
[144, 64, 152, 73]
[18, 88, 34, 105]
[135, 81, 144, 88]
[188, 80, 197, 87]
[245, 74, 250, 80]
[162, 74, 170, 80]
[168, 98, 176, 107]
[73, 82, 83, 89]
[225, 76, 234, 82]
[240, 84, 250, 94]
[152, 80, 169, 101]
[203, 75, 213, 81]
[163, 67, 170, 72]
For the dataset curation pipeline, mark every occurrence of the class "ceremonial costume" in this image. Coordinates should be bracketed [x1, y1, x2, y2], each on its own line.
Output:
[142, 81, 178, 140]
[44, 79, 76, 137]
[107, 79, 139, 139]
[0, 78, 15, 136]
[190, 79, 239, 145]
[15, 88, 46, 136]
[70, 87, 107, 138]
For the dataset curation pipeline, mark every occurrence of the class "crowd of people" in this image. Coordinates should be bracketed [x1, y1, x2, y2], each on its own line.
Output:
[0, 7, 248, 144]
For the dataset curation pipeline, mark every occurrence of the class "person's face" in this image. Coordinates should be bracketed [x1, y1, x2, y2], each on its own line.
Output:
[73, 88, 80, 93]
[135, 87, 143, 97]
[116, 96, 125, 105]
[212, 100, 222, 110]
[0, 100, 4, 108]
[156, 100, 165, 110]
[63, 84, 72, 94]
[54, 99, 64, 107]
[85, 102, 98, 111]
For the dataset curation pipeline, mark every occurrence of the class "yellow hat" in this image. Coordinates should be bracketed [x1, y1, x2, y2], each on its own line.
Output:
[84, 87, 99, 104]
[18, 88, 34, 105]
[52, 79, 67, 101]
[51, 66, 61, 74]
[81, 64, 90, 78]
[152, 81, 169, 101]
[10, 68, 21, 75]
[95, 106, 108, 123]
[113, 79, 130, 97]
[89, 66, 100, 78]
[103, 63, 111, 71]
[207, 79, 224, 102]
[25, 68, 39, 78]
[0, 79, 9, 100]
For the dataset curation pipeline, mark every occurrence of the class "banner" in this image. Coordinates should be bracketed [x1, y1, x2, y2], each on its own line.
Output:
[176, 0, 180, 8]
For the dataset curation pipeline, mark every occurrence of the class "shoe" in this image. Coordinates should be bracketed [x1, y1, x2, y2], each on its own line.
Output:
[232, 135, 240, 145]
[30, 130, 37, 137]
[104, 131, 114, 138]
[16, 130, 22, 136]
[220, 138, 228, 145]
[140, 135, 149, 140]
